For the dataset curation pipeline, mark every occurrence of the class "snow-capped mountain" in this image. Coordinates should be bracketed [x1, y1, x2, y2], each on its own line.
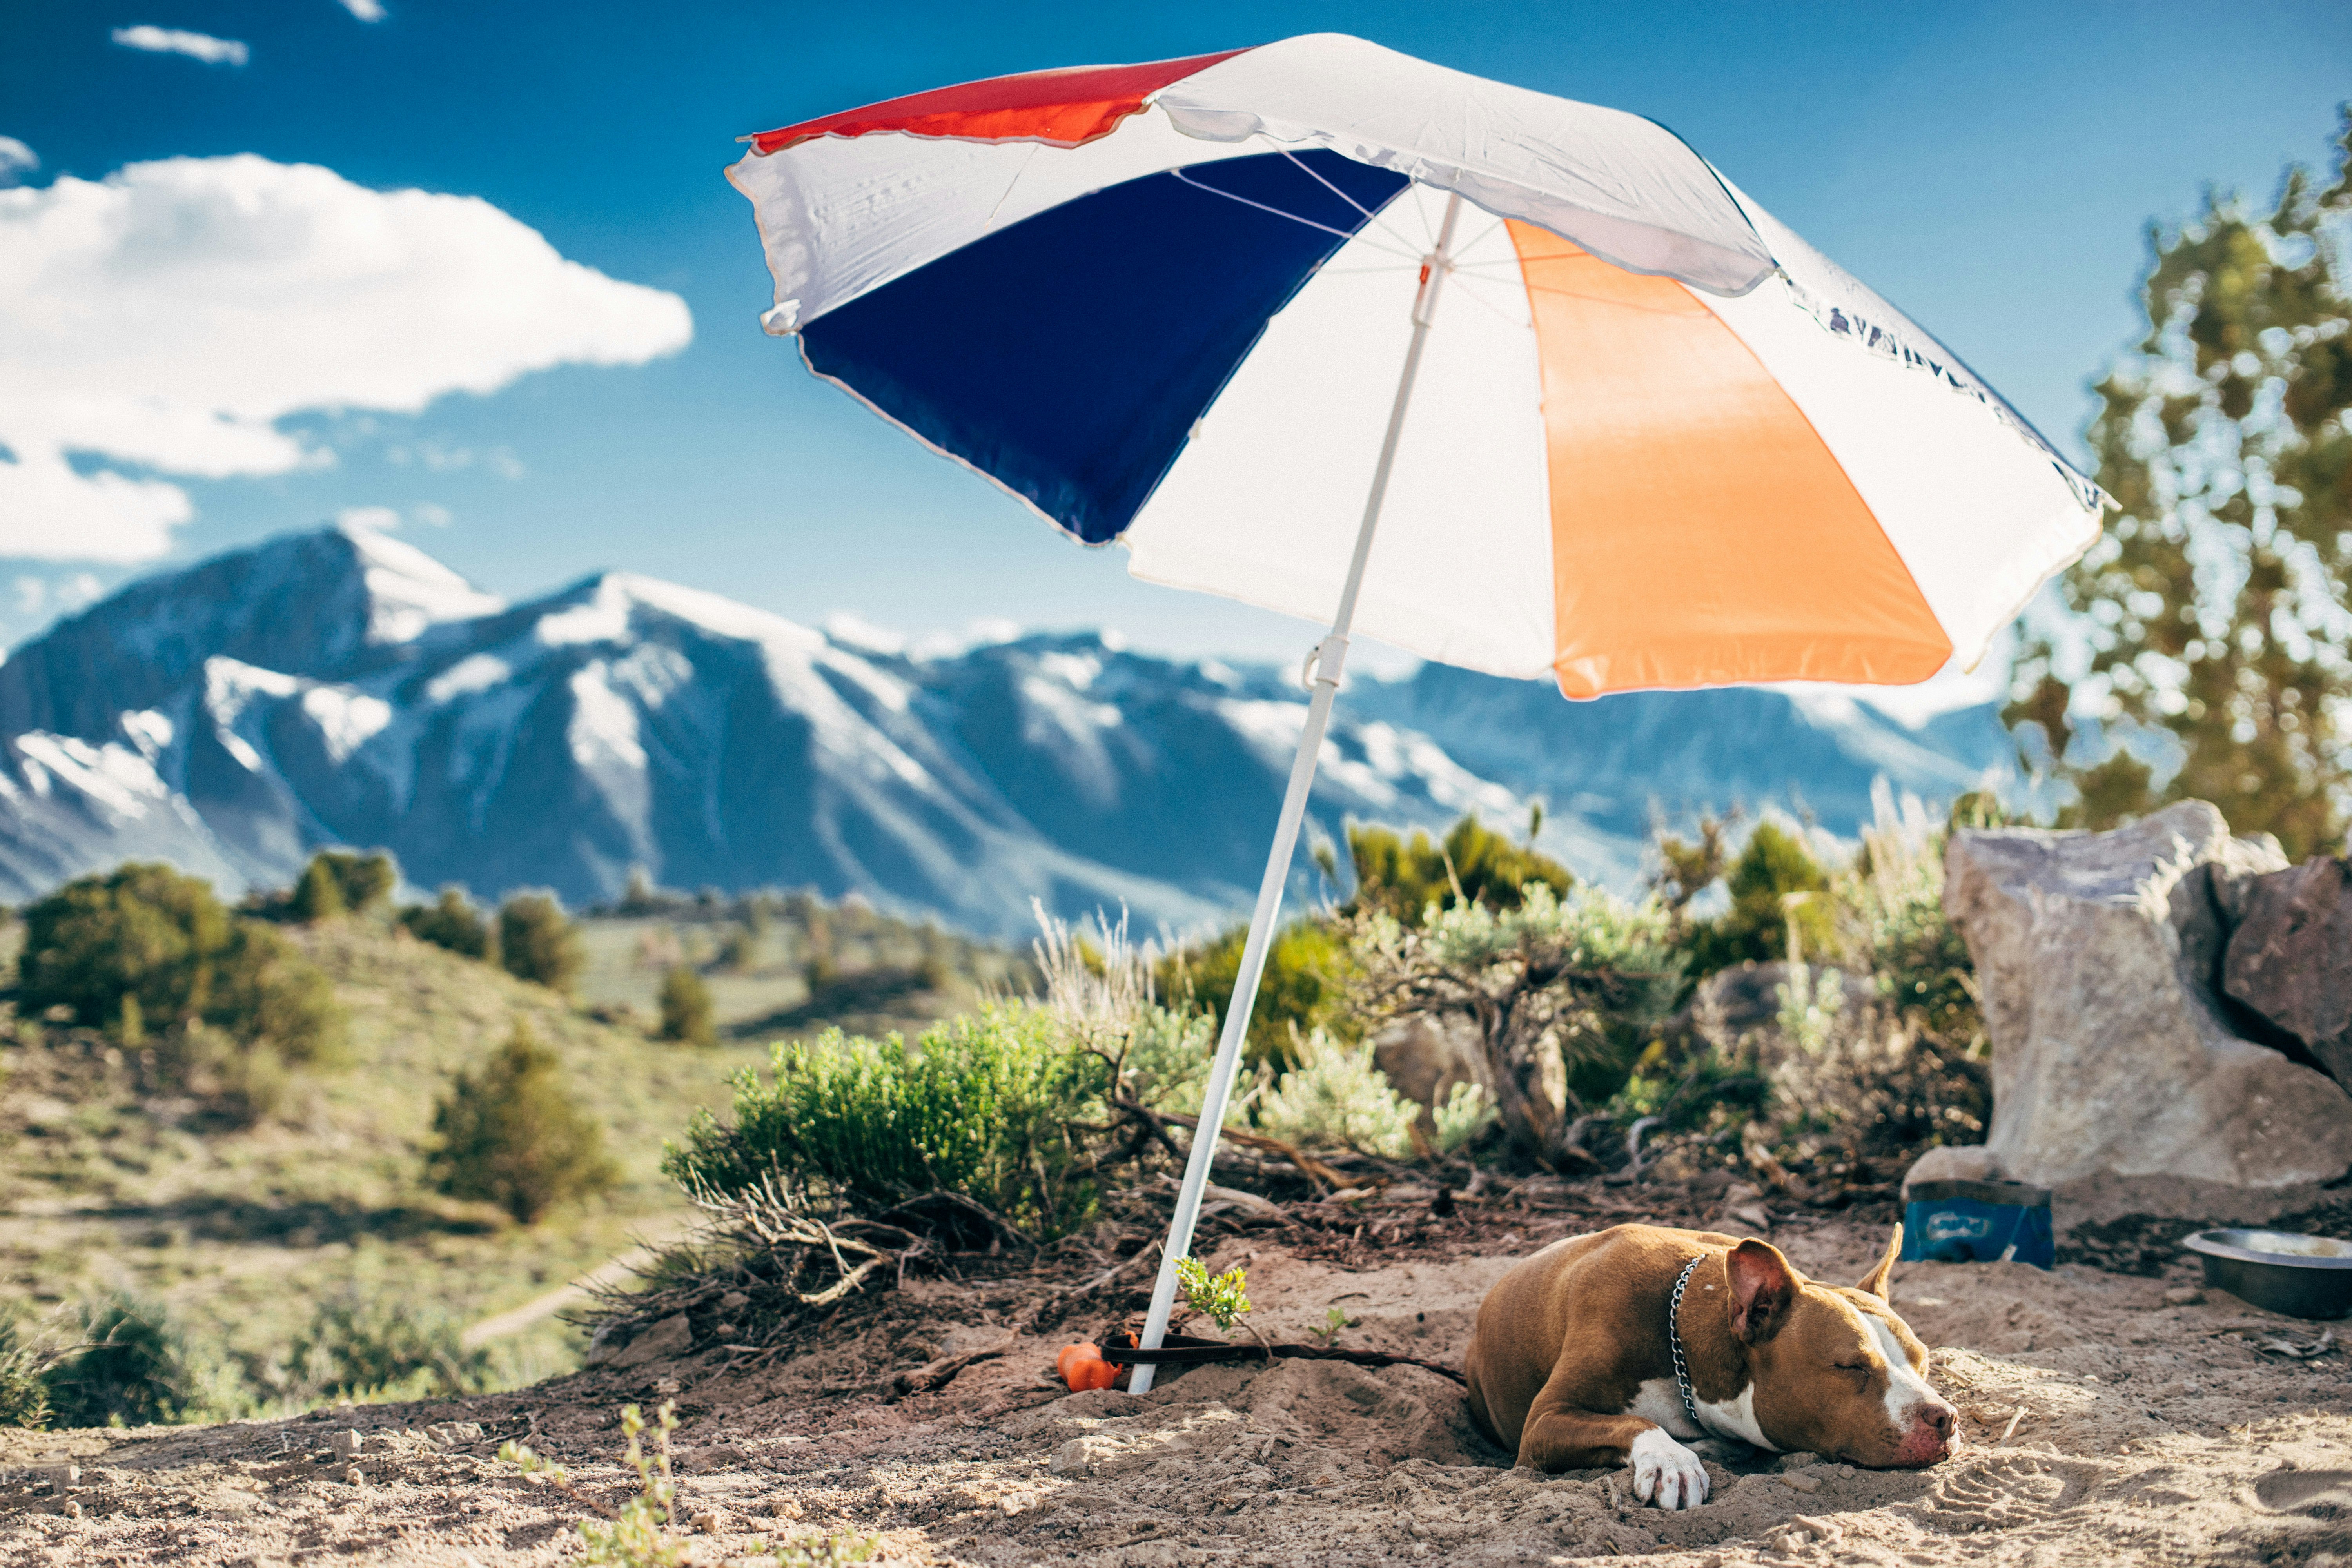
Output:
[0, 526, 2012, 936]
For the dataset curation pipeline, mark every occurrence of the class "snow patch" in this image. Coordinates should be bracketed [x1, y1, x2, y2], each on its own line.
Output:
[425, 653, 513, 704]
[568, 664, 646, 770]
[12, 733, 173, 818]
[119, 708, 175, 758]
[299, 685, 394, 763]
[344, 523, 505, 642]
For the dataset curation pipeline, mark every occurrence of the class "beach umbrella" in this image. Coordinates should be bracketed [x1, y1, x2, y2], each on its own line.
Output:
[729, 32, 2105, 1390]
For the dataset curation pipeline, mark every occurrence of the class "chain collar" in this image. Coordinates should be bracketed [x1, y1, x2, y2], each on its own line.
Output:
[1668, 1254, 1705, 1434]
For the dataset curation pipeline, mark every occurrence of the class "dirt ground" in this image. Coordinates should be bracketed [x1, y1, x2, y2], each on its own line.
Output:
[7, 1191, 2352, 1566]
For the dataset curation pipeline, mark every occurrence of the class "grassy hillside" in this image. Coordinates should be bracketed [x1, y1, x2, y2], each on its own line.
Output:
[570, 891, 1037, 1041]
[0, 911, 965, 1409]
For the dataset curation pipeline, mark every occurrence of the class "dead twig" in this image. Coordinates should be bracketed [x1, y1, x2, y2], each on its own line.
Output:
[1152, 1111, 1354, 1190]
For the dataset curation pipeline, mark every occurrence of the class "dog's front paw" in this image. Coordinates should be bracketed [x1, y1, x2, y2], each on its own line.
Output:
[1628, 1426, 1710, 1510]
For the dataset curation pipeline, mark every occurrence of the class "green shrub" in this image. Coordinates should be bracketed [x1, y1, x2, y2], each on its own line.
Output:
[1432, 1080, 1498, 1156]
[664, 1005, 1108, 1237]
[1680, 821, 1834, 976]
[1159, 918, 1354, 1070]
[17, 864, 344, 1080]
[499, 892, 584, 993]
[426, 1024, 617, 1224]
[401, 886, 495, 960]
[282, 1292, 495, 1401]
[291, 857, 345, 921]
[1352, 882, 1683, 1163]
[1251, 1030, 1419, 1157]
[0, 1323, 51, 1430]
[20, 863, 230, 1029]
[658, 965, 717, 1047]
[41, 1296, 189, 1429]
[1347, 814, 1574, 926]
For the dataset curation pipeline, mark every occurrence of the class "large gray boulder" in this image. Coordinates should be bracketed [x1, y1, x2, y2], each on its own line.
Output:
[2224, 857, 2352, 1092]
[1943, 800, 2352, 1189]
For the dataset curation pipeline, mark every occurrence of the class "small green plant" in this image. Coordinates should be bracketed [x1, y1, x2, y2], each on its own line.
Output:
[427, 1023, 617, 1224]
[1306, 1307, 1355, 1348]
[400, 886, 495, 961]
[657, 964, 717, 1048]
[772, 1535, 878, 1567]
[1175, 1256, 1250, 1332]
[503, 1401, 683, 1566]
[499, 891, 585, 993]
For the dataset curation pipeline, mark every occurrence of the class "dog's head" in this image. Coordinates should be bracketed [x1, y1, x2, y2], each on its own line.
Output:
[1723, 1227, 1956, 1468]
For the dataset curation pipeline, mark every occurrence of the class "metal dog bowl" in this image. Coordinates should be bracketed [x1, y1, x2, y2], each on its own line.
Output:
[2182, 1229, 2352, 1320]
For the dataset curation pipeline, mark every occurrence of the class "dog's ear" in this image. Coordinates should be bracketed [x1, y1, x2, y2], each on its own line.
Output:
[1855, 1223, 1902, 1300]
[1728, 1240, 1798, 1345]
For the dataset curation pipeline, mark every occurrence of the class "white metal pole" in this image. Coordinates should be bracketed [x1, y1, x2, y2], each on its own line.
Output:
[1129, 192, 1463, 1394]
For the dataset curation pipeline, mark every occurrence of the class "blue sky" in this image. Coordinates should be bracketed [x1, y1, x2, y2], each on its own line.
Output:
[3, 0, 2348, 692]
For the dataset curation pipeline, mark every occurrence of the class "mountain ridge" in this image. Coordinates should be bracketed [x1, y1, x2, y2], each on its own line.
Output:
[0, 526, 2010, 935]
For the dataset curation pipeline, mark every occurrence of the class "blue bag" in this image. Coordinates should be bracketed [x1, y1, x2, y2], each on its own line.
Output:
[1899, 1178, 2054, 1269]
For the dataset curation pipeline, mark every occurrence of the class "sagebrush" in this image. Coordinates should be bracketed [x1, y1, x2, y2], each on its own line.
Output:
[664, 1005, 1108, 1237]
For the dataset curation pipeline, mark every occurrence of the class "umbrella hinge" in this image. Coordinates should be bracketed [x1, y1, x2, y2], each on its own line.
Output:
[1301, 634, 1350, 692]
[1412, 254, 1452, 327]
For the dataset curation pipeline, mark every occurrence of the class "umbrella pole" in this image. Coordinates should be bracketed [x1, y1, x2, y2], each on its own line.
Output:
[1130, 192, 1464, 1393]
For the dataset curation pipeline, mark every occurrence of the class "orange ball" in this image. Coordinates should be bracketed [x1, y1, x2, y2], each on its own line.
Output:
[1058, 1342, 1115, 1392]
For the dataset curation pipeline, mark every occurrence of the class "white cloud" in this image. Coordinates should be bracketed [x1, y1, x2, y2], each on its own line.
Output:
[337, 0, 388, 19]
[335, 504, 402, 532]
[112, 25, 250, 65]
[58, 573, 103, 610]
[0, 138, 36, 187]
[0, 154, 693, 562]
[13, 576, 44, 615]
[412, 501, 452, 527]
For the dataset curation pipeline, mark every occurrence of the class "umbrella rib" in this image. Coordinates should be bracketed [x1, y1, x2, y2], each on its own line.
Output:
[1167, 169, 1423, 262]
[1276, 148, 1427, 258]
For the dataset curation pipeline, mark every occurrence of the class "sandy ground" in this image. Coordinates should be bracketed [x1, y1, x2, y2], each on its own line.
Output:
[6, 1211, 2351, 1566]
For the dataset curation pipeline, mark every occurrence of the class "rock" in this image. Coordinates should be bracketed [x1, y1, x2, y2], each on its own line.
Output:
[1371, 1013, 1487, 1126]
[2223, 857, 2352, 1090]
[1944, 800, 2352, 1188]
[594, 1312, 694, 1370]
[1901, 1145, 2003, 1194]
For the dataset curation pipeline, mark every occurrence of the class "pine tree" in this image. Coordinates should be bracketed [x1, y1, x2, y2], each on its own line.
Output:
[2008, 111, 2352, 858]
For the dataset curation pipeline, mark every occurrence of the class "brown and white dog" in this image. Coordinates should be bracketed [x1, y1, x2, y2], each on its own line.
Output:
[1463, 1223, 1956, 1509]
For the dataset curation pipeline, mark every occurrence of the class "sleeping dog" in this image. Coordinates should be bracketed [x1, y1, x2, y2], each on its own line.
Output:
[1464, 1223, 1957, 1508]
